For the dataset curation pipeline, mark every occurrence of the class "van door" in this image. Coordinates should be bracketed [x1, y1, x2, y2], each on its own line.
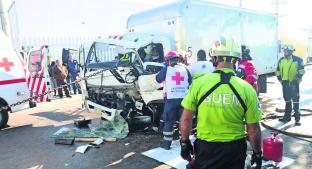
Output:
[132, 35, 173, 105]
[27, 47, 51, 102]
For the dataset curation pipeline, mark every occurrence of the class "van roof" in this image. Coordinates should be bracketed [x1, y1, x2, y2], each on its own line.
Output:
[94, 38, 137, 49]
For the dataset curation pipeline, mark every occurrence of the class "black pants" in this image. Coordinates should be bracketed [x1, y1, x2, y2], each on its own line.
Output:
[282, 81, 300, 121]
[194, 138, 247, 169]
[56, 79, 70, 98]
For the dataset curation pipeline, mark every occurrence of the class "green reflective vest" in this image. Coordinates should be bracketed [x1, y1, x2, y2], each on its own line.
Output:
[276, 55, 305, 82]
[181, 68, 262, 142]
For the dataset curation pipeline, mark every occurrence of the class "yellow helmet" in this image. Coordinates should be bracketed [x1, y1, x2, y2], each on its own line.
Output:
[209, 35, 242, 59]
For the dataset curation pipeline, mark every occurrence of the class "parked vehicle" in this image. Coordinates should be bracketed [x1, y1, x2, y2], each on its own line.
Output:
[27, 45, 53, 102]
[0, 4, 32, 128]
[80, 0, 280, 127]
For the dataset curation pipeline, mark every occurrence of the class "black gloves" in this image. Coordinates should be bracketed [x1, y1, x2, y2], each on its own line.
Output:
[251, 151, 262, 169]
[180, 139, 194, 161]
[277, 76, 281, 81]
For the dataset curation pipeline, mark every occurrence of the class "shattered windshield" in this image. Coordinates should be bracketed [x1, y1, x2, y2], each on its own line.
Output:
[87, 42, 140, 64]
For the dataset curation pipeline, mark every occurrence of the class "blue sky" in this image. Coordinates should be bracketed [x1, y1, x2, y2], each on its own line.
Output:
[3, 0, 312, 37]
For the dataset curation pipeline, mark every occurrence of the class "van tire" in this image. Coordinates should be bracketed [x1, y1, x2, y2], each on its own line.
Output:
[0, 106, 9, 129]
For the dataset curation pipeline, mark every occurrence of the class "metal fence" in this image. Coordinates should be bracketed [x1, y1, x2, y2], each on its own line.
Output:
[13, 35, 97, 60]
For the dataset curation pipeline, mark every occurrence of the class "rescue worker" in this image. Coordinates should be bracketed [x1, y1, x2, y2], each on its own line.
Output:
[68, 53, 81, 94]
[156, 50, 192, 150]
[188, 49, 214, 79]
[180, 35, 262, 169]
[237, 45, 259, 94]
[277, 44, 305, 126]
[48, 61, 57, 96]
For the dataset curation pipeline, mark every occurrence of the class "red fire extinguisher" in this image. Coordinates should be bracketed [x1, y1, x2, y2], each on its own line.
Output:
[263, 132, 283, 163]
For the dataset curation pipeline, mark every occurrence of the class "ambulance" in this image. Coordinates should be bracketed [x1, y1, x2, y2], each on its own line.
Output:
[0, 16, 31, 128]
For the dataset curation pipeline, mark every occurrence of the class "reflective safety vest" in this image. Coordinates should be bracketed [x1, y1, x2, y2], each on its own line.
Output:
[276, 55, 305, 82]
[197, 70, 247, 113]
[181, 68, 262, 142]
[165, 64, 190, 99]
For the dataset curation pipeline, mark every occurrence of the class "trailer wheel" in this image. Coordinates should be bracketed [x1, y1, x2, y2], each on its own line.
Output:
[0, 106, 9, 129]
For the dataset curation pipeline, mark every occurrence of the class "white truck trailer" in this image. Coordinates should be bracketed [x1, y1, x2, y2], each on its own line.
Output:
[126, 0, 279, 92]
[81, 0, 279, 127]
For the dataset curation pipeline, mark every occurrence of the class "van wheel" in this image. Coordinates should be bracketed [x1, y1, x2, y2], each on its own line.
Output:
[0, 106, 9, 129]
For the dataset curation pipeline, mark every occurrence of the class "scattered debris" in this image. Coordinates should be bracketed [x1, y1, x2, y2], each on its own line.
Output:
[75, 145, 92, 154]
[54, 138, 74, 145]
[74, 119, 92, 128]
[52, 115, 129, 139]
[103, 137, 117, 142]
[53, 127, 71, 136]
[53, 116, 126, 154]
[75, 137, 99, 142]
[90, 138, 104, 146]
[74, 137, 117, 142]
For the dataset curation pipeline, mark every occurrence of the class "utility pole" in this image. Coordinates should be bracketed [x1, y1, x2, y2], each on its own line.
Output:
[0, 0, 8, 35]
[239, 0, 244, 43]
[0, 0, 7, 35]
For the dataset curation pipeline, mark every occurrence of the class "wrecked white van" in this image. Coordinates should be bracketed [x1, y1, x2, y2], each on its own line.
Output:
[80, 38, 165, 128]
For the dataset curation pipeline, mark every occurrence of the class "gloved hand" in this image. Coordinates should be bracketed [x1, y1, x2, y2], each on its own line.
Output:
[180, 139, 194, 161]
[251, 151, 262, 169]
[277, 76, 282, 83]
[290, 77, 301, 86]
[296, 77, 302, 83]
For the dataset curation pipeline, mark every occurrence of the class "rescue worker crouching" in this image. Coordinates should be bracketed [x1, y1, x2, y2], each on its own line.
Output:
[179, 35, 262, 169]
[237, 45, 259, 95]
[156, 50, 192, 150]
[277, 44, 305, 126]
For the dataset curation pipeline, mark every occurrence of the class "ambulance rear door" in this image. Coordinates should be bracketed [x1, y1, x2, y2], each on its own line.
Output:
[27, 46, 51, 102]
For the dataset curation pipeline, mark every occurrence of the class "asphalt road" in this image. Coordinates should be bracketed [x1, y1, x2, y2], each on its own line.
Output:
[0, 65, 311, 169]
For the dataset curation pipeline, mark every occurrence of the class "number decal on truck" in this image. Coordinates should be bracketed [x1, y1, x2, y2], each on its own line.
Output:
[187, 46, 192, 58]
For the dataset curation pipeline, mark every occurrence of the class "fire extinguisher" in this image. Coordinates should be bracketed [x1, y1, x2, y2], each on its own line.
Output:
[263, 132, 283, 163]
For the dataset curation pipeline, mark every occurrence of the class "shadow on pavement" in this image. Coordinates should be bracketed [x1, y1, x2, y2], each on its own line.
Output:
[30, 108, 86, 122]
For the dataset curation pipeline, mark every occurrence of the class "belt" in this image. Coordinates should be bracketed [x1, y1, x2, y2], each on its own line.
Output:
[197, 138, 246, 145]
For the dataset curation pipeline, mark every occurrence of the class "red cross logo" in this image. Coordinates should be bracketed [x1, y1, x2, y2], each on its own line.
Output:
[0, 58, 14, 72]
[171, 72, 184, 85]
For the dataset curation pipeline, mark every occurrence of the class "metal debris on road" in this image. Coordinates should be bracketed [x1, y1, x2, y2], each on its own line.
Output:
[52, 115, 128, 139]
[54, 138, 74, 145]
[75, 145, 92, 154]
[74, 119, 92, 128]
[90, 138, 104, 146]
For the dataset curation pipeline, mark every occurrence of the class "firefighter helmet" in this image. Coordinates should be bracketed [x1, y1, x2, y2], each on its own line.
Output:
[281, 44, 295, 52]
[209, 35, 242, 59]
